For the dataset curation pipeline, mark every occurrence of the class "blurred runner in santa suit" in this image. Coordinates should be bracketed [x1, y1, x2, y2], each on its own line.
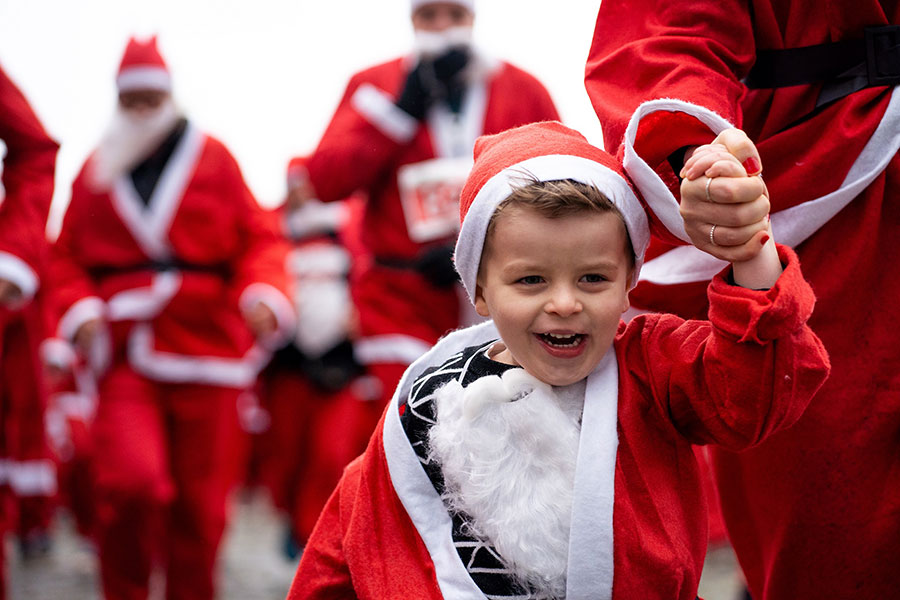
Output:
[43, 36, 294, 600]
[286, 0, 560, 438]
[586, 2, 900, 598]
[0, 60, 59, 600]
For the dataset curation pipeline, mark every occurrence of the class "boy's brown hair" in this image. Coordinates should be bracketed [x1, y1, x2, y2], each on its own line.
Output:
[485, 176, 636, 268]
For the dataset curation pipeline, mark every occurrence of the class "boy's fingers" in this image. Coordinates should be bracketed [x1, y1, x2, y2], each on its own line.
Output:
[711, 128, 763, 175]
[681, 144, 732, 178]
[703, 173, 767, 205]
[704, 159, 746, 180]
[682, 151, 743, 180]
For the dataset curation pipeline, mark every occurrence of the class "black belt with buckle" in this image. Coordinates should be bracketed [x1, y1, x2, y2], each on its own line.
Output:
[744, 25, 900, 107]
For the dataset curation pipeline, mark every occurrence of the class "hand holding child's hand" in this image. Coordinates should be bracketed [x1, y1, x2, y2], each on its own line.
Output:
[679, 132, 770, 263]
[679, 128, 782, 289]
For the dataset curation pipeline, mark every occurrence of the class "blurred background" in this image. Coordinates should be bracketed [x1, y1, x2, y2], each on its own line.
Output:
[0, 0, 604, 235]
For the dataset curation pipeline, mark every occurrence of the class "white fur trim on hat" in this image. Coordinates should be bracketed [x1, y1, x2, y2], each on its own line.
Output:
[411, 0, 475, 14]
[454, 154, 650, 305]
[117, 66, 172, 93]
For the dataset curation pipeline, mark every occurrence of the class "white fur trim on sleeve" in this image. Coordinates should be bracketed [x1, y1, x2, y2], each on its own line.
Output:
[354, 334, 432, 366]
[351, 82, 420, 144]
[40, 337, 78, 370]
[454, 154, 649, 302]
[58, 296, 106, 342]
[621, 97, 734, 245]
[0, 251, 39, 302]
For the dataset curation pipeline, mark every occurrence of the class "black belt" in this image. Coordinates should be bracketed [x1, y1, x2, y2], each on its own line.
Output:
[745, 25, 900, 107]
[87, 260, 231, 281]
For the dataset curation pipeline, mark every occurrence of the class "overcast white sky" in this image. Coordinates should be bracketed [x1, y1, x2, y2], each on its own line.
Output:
[0, 0, 604, 234]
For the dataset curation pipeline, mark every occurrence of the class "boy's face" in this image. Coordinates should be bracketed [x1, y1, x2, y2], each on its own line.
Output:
[474, 205, 632, 387]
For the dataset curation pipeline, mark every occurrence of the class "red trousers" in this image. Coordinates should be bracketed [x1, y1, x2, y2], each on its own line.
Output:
[91, 364, 245, 600]
[0, 305, 52, 600]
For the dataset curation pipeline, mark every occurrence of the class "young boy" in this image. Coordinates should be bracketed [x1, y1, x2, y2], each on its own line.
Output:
[287, 121, 829, 599]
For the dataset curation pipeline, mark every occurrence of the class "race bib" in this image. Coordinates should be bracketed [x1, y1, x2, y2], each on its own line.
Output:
[398, 157, 473, 243]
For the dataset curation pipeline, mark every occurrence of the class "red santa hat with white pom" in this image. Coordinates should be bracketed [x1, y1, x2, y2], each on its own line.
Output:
[453, 121, 651, 303]
[116, 35, 172, 93]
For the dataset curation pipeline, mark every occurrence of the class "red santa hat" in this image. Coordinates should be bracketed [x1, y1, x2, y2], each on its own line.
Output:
[411, 0, 475, 14]
[454, 121, 650, 303]
[116, 35, 172, 93]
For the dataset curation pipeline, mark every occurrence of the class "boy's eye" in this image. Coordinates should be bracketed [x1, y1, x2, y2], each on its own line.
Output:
[581, 273, 607, 284]
[517, 275, 544, 285]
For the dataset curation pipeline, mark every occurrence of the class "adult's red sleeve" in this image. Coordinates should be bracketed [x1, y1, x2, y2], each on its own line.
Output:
[0, 64, 59, 292]
[585, 0, 755, 155]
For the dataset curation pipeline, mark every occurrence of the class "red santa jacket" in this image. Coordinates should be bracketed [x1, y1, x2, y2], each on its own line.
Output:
[292, 53, 560, 260]
[288, 247, 829, 600]
[0, 64, 59, 308]
[48, 122, 294, 388]
[586, 2, 900, 598]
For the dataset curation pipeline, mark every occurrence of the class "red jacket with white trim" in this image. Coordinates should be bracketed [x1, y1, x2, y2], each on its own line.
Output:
[48, 122, 293, 388]
[586, 2, 900, 598]
[288, 247, 829, 600]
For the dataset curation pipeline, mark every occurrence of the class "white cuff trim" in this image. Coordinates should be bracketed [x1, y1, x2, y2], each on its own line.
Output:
[40, 337, 78, 370]
[0, 459, 58, 496]
[351, 83, 419, 144]
[0, 251, 39, 302]
[354, 334, 432, 366]
[621, 97, 735, 245]
[128, 323, 269, 388]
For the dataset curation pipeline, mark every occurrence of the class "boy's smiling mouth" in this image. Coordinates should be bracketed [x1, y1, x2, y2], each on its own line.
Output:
[536, 331, 586, 350]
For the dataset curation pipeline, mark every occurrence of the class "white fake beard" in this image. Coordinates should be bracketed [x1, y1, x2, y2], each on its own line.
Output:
[89, 98, 180, 190]
[287, 243, 352, 357]
[413, 25, 474, 58]
[429, 367, 580, 599]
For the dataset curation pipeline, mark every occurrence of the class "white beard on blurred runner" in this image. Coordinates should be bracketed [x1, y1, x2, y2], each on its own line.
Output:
[412, 25, 474, 58]
[90, 97, 180, 190]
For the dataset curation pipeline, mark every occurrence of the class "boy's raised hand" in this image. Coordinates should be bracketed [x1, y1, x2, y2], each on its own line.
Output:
[679, 129, 782, 289]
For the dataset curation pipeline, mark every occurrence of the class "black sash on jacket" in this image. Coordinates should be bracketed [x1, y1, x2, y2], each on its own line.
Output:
[744, 25, 900, 107]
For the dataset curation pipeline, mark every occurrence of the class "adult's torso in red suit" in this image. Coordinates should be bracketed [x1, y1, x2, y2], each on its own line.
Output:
[49, 120, 293, 600]
[0, 62, 59, 600]
[295, 52, 559, 397]
[586, 2, 900, 598]
[286, 248, 829, 599]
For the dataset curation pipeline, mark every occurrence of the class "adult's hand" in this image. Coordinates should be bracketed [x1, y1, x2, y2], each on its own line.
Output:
[679, 132, 770, 263]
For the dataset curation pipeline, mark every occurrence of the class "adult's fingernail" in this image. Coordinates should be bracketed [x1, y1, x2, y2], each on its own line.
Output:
[760, 234, 770, 245]
[742, 157, 762, 175]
